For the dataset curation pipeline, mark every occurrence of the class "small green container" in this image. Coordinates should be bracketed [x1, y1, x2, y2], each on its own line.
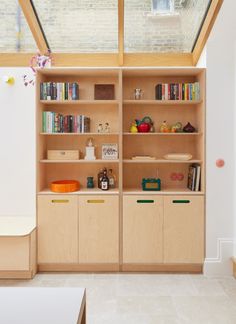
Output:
[142, 178, 161, 191]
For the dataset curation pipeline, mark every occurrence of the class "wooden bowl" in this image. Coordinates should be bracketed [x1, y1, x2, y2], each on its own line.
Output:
[50, 180, 80, 193]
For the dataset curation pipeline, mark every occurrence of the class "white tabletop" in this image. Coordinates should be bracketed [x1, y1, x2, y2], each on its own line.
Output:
[0, 287, 85, 324]
[0, 216, 36, 236]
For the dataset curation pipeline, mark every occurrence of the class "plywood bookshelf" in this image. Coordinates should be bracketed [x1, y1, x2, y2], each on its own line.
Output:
[36, 67, 205, 195]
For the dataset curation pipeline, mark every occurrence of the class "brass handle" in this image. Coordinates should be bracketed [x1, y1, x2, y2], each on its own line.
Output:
[87, 200, 105, 204]
[51, 199, 69, 203]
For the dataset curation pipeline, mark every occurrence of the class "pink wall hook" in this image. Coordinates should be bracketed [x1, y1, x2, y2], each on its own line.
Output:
[216, 159, 225, 168]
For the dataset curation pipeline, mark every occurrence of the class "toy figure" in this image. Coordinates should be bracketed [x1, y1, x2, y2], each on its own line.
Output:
[97, 123, 103, 133]
[104, 122, 110, 133]
[160, 121, 170, 133]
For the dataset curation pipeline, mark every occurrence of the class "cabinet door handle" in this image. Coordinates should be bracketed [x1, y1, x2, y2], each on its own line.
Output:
[137, 200, 154, 204]
[172, 200, 190, 204]
[51, 199, 69, 203]
[87, 200, 105, 204]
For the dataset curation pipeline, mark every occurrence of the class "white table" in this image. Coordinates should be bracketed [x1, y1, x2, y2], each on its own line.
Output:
[0, 288, 86, 324]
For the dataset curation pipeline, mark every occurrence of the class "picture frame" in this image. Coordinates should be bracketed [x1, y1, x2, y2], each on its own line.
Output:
[102, 144, 118, 160]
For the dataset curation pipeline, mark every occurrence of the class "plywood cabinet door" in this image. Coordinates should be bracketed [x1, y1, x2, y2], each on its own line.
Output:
[78, 195, 119, 263]
[163, 196, 204, 264]
[123, 196, 163, 263]
[38, 195, 78, 263]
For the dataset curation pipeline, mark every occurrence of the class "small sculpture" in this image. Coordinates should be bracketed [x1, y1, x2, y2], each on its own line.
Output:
[130, 121, 138, 133]
[85, 138, 96, 160]
[160, 121, 170, 133]
[134, 88, 143, 100]
[104, 122, 110, 133]
[183, 122, 196, 133]
[171, 122, 183, 133]
[97, 124, 103, 133]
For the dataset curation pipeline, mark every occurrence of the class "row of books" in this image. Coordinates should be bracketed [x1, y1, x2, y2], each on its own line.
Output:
[40, 82, 79, 101]
[155, 82, 200, 101]
[187, 164, 201, 191]
[42, 112, 90, 133]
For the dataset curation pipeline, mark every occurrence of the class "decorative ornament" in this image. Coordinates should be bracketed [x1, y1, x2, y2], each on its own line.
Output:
[160, 121, 170, 133]
[171, 122, 183, 133]
[23, 49, 54, 87]
[3, 76, 15, 85]
[130, 121, 138, 133]
[183, 122, 196, 133]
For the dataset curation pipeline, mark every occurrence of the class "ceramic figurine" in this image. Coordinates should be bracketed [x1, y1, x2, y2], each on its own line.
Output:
[135, 119, 150, 133]
[97, 123, 103, 133]
[183, 122, 196, 133]
[130, 121, 138, 133]
[171, 122, 183, 133]
[134, 88, 143, 100]
[87, 177, 94, 188]
[160, 121, 170, 133]
[104, 122, 110, 133]
[85, 138, 96, 160]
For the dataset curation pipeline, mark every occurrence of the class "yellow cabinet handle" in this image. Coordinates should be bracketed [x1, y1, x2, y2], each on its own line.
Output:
[87, 200, 105, 204]
[51, 199, 69, 203]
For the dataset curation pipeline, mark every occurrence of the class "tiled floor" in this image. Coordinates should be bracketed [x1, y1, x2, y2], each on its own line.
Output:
[1, 274, 236, 323]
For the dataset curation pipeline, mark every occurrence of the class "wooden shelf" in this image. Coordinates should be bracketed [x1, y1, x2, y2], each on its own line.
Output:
[123, 188, 204, 195]
[40, 132, 119, 136]
[39, 188, 119, 195]
[123, 100, 202, 105]
[40, 159, 119, 164]
[123, 159, 202, 164]
[123, 132, 202, 136]
[40, 100, 119, 105]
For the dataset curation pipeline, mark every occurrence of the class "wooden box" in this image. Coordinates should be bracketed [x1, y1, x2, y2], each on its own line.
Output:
[94, 84, 115, 100]
[47, 150, 79, 160]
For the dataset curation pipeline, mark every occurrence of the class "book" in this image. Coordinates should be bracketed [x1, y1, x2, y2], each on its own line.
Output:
[154, 82, 200, 101]
[40, 82, 79, 101]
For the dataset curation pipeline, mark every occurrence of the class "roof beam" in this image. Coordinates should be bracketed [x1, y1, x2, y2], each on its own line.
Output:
[18, 0, 48, 54]
[118, 0, 124, 66]
[192, 0, 223, 65]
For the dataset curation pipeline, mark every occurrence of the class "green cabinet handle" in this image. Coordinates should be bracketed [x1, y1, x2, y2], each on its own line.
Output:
[172, 200, 190, 204]
[137, 200, 154, 204]
[51, 199, 69, 203]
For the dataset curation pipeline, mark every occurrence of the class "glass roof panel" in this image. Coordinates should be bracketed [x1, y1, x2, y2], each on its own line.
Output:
[124, 0, 211, 53]
[32, 0, 118, 53]
[0, 0, 37, 52]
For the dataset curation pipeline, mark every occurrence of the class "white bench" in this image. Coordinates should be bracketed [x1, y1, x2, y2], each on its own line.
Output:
[0, 217, 36, 279]
[0, 288, 86, 324]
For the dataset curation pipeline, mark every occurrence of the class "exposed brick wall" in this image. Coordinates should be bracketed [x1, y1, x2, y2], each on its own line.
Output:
[0, 0, 209, 53]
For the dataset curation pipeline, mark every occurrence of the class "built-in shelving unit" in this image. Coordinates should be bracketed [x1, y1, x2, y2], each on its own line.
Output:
[36, 68, 205, 274]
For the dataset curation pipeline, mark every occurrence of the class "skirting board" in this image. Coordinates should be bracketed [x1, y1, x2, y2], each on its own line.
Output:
[38, 263, 202, 273]
[0, 270, 34, 279]
[204, 238, 235, 276]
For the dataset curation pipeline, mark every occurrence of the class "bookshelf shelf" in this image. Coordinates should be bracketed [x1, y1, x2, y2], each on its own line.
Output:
[39, 188, 119, 195]
[123, 100, 202, 105]
[40, 100, 119, 105]
[123, 132, 202, 136]
[40, 159, 119, 164]
[123, 159, 202, 164]
[40, 132, 119, 136]
[123, 188, 205, 195]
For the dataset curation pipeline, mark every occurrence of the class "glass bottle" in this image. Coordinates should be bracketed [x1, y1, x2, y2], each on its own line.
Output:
[101, 168, 109, 191]
[97, 168, 104, 189]
[108, 169, 116, 189]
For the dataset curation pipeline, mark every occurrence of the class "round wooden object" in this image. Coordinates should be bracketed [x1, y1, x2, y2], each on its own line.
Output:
[50, 180, 80, 193]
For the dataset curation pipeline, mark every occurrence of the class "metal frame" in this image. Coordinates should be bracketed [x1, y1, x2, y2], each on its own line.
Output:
[0, 0, 223, 67]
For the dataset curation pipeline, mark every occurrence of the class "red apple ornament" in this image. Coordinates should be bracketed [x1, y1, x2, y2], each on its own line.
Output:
[137, 122, 150, 133]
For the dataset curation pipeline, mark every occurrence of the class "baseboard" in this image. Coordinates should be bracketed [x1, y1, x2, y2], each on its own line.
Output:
[121, 263, 203, 273]
[0, 270, 34, 279]
[204, 238, 235, 276]
[38, 263, 120, 272]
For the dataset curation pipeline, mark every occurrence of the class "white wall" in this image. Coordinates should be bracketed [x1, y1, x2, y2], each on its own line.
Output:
[204, 0, 236, 275]
[0, 68, 35, 217]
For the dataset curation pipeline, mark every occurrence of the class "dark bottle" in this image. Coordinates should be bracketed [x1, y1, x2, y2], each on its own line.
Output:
[101, 168, 109, 191]
[97, 168, 104, 189]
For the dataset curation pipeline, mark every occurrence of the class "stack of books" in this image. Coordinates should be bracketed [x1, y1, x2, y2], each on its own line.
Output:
[40, 82, 79, 101]
[42, 112, 90, 133]
[155, 82, 200, 101]
[187, 164, 201, 191]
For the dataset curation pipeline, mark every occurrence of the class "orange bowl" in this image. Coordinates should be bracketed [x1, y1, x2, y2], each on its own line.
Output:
[50, 180, 80, 193]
